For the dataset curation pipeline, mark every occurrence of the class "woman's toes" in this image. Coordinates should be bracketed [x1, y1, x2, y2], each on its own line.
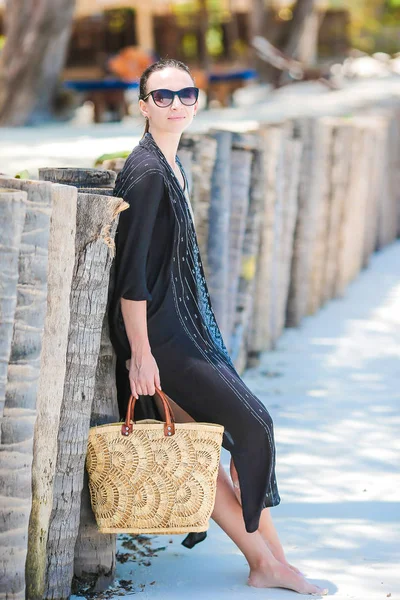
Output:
[311, 588, 329, 596]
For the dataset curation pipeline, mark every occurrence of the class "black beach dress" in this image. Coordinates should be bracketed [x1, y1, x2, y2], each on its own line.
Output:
[108, 131, 281, 535]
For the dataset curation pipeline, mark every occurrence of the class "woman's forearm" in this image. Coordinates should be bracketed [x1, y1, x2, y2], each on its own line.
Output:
[121, 298, 151, 355]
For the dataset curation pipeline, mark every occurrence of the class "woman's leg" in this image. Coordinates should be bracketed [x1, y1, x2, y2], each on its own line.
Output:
[212, 460, 327, 594]
[230, 458, 304, 576]
[154, 393, 327, 595]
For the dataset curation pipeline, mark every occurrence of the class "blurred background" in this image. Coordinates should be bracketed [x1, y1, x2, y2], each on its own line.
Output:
[0, 0, 399, 127]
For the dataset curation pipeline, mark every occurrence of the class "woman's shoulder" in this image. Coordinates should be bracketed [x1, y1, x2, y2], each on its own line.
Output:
[122, 144, 165, 178]
[114, 144, 167, 198]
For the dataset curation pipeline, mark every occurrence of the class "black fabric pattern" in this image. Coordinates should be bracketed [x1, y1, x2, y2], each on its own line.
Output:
[108, 132, 280, 533]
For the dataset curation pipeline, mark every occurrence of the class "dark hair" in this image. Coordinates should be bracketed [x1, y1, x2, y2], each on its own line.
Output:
[139, 58, 195, 137]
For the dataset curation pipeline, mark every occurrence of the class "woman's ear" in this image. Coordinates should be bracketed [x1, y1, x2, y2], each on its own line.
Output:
[139, 99, 149, 120]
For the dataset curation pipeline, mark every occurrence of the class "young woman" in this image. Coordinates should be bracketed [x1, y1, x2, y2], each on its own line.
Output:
[108, 58, 328, 596]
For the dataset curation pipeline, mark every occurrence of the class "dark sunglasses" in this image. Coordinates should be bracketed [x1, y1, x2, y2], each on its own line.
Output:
[141, 86, 199, 108]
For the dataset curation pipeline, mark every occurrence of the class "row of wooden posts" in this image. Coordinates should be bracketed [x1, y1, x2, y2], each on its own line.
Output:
[1, 103, 400, 600]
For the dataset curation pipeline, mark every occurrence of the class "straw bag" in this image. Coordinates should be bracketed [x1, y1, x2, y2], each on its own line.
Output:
[86, 387, 224, 534]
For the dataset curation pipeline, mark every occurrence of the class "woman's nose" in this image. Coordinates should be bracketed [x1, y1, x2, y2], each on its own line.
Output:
[171, 94, 181, 108]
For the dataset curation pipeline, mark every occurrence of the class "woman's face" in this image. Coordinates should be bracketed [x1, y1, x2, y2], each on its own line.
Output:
[139, 67, 198, 134]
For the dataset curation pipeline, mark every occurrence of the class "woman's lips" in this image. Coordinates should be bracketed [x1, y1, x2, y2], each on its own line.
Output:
[168, 116, 185, 120]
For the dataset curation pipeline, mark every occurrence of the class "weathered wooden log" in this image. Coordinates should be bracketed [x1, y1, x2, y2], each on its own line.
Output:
[39, 167, 116, 189]
[361, 118, 386, 268]
[0, 179, 53, 600]
[185, 134, 218, 280]
[231, 143, 264, 372]
[73, 317, 120, 593]
[226, 135, 253, 349]
[306, 121, 331, 315]
[39, 192, 127, 600]
[286, 118, 327, 326]
[77, 187, 115, 196]
[376, 111, 400, 249]
[270, 136, 301, 346]
[207, 130, 232, 340]
[319, 119, 352, 304]
[248, 124, 287, 356]
[24, 183, 78, 600]
[0, 189, 26, 429]
[335, 121, 371, 296]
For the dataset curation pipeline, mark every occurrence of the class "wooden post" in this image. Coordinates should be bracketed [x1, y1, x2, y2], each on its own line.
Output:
[37, 191, 126, 600]
[72, 318, 120, 592]
[0, 189, 26, 428]
[231, 143, 264, 372]
[25, 182, 78, 600]
[286, 118, 326, 326]
[361, 118, 386, 268]
[335, 121, 372, 296]
[39, 167, 116, 189]
[306, 121, 331, 315]
[227, 134, 254, 349]
[319, 118, 352, 303]
[248, 123, 288, 356]
[270, 135, 302, 346]
[183, 134, 218, 280]
[0, 179, 53, 600]
[207, 130, 232, 340]
[376, 110, 400, 249]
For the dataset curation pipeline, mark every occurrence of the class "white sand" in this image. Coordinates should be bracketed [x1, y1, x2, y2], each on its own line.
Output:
[72, 242, 400, 599]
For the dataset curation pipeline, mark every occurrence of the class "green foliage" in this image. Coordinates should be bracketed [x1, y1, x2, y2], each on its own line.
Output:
[206, 26, 224, 56]
[94, 151, 131, 166]
[348, 0, 400, 53]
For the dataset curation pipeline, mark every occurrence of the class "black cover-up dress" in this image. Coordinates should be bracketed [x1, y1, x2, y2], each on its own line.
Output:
[108, 132, 280, 535]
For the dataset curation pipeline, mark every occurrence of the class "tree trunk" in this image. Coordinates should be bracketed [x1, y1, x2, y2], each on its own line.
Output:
[270, 137, 302, 346]
[198, 0, 210, 73]
[230, 140, 264, 371]
[25, 183, 78, 600]
[286, 119, 325, 327]
[0, 0, 76, 126]
[284, 0, 319, 64]
[248, 124, 286, 357]
[0, 179, 53, 600]
[208, 130, 233, 341]
[41, 192, 127, 600]
[227, 136, 253, 349]
[73, 319, 120, 593]
[0, 189, 26, 428]
[179, 133, 218, 282]
[249, 0, 271, 81]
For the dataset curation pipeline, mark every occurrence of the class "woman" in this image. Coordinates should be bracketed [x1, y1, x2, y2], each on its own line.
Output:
[108, 58, 328, 596]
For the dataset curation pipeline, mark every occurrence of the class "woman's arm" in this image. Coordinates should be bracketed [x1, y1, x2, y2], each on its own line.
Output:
[112, 163, 166, 398]
[121, 298, 161, 399]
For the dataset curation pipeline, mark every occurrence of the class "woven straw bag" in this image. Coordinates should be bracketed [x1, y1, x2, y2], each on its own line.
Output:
[86, 387, 224, 534]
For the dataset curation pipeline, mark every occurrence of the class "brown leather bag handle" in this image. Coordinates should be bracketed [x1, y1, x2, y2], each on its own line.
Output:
[121, 386, 176, 437]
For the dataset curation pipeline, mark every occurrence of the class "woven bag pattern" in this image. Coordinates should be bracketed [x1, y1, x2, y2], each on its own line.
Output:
[86, 422, 224, 534]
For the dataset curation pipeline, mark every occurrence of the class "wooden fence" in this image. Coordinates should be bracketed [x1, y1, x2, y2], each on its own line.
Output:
[1, 103, 400, 599]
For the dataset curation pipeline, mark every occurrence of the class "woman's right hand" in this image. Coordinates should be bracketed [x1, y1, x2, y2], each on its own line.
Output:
[126, 349, 161, 399]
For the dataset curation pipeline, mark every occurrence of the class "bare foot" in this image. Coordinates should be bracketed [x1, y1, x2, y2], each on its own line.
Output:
[248, 559, 328, 595]
[266, 541, 305, 577]
[231, 480, 304, 577]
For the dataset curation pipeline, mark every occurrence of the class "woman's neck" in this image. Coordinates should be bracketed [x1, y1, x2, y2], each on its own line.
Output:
[148, 128, 181, 167]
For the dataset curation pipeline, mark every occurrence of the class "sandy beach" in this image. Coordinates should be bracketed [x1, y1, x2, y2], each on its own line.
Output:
[71, 240, 400, 600]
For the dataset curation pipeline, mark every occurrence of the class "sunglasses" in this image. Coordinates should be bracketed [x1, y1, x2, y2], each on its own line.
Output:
[141, 86, 199, 108]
